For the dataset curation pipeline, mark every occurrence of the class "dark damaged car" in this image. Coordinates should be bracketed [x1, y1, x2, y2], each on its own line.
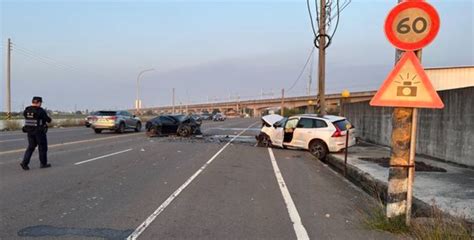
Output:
[145, 115, 202, 137]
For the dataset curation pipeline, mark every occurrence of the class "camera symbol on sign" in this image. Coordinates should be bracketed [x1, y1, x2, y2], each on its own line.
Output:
[396, 73, 419, 97]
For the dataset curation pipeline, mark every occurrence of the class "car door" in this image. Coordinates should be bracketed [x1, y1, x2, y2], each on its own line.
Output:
[282, 118, 299, 146]
[270, 118, 286, 147]
[168, 116, 180, 133]
[159, 116, 175, 134]
[292, 118, 314, 148]
[122, 111, 133, 128]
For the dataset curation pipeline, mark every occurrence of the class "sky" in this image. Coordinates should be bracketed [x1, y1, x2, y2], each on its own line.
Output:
[1, 0, 473, 112]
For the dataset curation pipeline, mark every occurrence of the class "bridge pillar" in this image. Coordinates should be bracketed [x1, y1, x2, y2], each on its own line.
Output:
[253, 108, 261, 117]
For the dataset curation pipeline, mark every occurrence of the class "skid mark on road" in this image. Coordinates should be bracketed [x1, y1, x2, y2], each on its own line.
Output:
[18, 225, 133, 240]
[74, 148, 133, 165]
[268, 148, 310, 240]
[126, 121, 259, 240]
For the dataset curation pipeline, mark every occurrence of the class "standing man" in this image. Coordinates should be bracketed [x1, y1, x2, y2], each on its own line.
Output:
[20, 96, 52, 170]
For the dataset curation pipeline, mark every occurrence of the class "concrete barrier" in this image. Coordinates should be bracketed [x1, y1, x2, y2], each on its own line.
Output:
[344, 87, 474, 167]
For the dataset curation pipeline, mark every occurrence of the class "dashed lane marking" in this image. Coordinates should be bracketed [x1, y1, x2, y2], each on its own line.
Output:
[126, 121, 259, 240]
[0, 133, 141, 156]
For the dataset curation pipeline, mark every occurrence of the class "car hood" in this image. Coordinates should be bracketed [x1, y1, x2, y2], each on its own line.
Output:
[261, 114, 283, 126]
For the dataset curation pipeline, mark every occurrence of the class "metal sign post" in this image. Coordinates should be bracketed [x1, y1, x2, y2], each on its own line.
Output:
[344, 126, 350, 177]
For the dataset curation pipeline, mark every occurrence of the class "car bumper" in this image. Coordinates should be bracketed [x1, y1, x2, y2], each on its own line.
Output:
[328, 136, 357, 152]
[92, 123, 117, 130]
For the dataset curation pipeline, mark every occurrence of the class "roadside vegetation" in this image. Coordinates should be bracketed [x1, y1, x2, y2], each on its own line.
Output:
[52, 119, 85, 128]
[3, 120, 22, 131]
[363, 197, 471, 239]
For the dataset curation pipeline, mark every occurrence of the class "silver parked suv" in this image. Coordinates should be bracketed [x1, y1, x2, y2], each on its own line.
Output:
[91, 111, 142, 134]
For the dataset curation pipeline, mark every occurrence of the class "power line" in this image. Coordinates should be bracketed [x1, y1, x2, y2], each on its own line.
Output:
[13, 48, 77, 73]
[11, 43, 78, 71]
[329, 0, 351, 21]
[329, 0, 341, 39]
[287, 47, 315, 93]
[306, 0, 319, 37]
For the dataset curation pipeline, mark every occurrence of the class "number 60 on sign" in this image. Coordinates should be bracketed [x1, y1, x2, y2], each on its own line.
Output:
[385, 0, 440, 51]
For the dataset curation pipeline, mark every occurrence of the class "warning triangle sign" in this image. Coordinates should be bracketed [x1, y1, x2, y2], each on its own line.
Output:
[370, 51, 444, 109]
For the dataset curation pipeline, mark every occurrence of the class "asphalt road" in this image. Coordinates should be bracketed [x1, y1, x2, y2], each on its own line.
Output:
[0, 118, 395, 240]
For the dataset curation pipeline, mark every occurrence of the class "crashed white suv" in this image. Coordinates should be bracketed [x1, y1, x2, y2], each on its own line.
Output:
[256, 114, 356, 160]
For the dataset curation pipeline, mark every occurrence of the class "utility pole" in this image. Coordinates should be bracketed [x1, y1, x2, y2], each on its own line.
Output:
[386, 0, 419, 222]
[172, 88, 175, 114]
[317, 0, 327, 115]
[5, 38, 12, 119]
[281, 88, 285, 116]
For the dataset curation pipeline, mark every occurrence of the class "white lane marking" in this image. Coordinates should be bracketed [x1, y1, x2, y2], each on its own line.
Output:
[74, 149, 133, 165]
[0, 133, 141, 155]
[0, 127, 86, 137]
[126, 121, 259, 240]
[268, 148, 310, 240]
[0, 138, 24, 143]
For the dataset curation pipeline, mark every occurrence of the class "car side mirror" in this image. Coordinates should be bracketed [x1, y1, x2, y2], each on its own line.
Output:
[132, 115, 136, 118]
[273, 123, 278, 128]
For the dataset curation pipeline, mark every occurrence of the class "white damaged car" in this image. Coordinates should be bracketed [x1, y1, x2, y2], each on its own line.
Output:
[256, 114, 356, 160]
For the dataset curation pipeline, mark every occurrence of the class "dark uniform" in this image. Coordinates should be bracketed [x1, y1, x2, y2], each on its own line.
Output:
[21, 98, 52, 170]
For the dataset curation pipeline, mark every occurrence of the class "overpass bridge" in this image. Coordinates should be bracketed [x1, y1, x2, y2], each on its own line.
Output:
[140, 90, 376, 117]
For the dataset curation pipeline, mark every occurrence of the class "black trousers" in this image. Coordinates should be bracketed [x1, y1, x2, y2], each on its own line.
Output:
[22, 131, 48, 166]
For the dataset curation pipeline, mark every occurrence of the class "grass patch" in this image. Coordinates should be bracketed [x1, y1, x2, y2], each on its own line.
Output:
[362, 198, 471, 239]
[411, 206, 471, 240]
[52, 119, 84, 128]
[363, 202, 410, 234]
[3, 120, 22, 131]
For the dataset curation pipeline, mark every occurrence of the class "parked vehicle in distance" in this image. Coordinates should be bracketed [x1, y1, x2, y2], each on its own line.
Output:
[84, 111, 97, 127]
[200, 113, 213, 120]
[91, 111, 142, 134]
[212, 113, 226, 121]
[145, 114, 202, 137]
[256, 114, 356, 160]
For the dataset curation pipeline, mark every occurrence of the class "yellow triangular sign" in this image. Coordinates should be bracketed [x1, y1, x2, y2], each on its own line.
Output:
[370, 51, 444, 108]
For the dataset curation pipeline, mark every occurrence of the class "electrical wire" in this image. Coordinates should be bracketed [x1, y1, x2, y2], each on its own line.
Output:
[306, 0, 318, 37]
[13, 46, 78, 71]
[314, 0, 320, 26]
[12, 43, 78, 71]
[329, 0, 350, 21]
[329, 0, 341, 39]
[287, 47, 315, 93]
[14, 49, 77, 73]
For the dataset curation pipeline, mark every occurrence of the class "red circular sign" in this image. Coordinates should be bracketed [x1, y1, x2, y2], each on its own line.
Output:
[385, 0, 440, 51]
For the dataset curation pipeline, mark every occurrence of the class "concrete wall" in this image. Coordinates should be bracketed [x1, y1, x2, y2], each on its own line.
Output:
[344, 87, 474, 167]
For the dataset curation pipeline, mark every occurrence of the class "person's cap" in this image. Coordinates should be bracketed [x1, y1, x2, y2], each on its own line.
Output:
[32, 96, 43, 103]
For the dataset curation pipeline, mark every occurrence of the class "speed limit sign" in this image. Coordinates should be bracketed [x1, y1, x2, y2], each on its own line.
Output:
[385, 0, 440, 51]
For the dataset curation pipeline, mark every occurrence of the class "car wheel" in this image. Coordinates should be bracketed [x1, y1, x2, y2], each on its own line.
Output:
[177, 125, 192, 137]
[257, 133, 272, 147]
[309, 140, 328, 160]
[94, 129, 102, 134]
[116, 122, 125, 134]
[146, 126, 161, 137]
[135, 122, 142, 132]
